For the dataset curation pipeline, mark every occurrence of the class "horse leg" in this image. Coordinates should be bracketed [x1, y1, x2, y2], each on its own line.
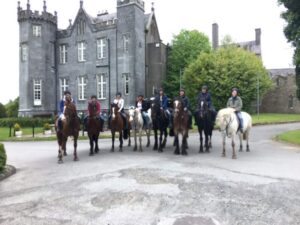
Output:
[174, 135, 180, 155]
[133, 129, 137, 151]
[205, 132, 210, 153]
[119, 131, 123, 152]
[199, 129, 204, 153]
[239, 132, 243, 152]
[181, 135, 188, 156]
[209, 135, 212, 148]
[128, 129, 131, 147]
[73, 136, 79, 161]
[162, 128, 167, 148]
[232, 136, 237, 159]
[153, 129, 158, 150]
[58, 143, 64, 164]
[222, 134, 226, 157]
[95, 134, 99, 154]
[63, 141, 67, 156]
[139, 129, 143, 152]
[146, 129, 150, 148]
[111, 131, 115, 152]
[158, 130, 163, 152]
[89, 135, 94, 156]
[246, 131, 250, 152]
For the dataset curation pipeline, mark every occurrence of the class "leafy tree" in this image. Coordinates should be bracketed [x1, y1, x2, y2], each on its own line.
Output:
[0, 103, 7, 118]
[278, 0, 300, 99]
[164, 30, 211, 98]
[183, 45, 273, 112]
[5, 97, 19, 118]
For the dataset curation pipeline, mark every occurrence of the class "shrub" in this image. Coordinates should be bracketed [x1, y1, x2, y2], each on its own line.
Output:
[14, 123, 21, 131]
[43, 123, 51, 131]
[0, 117, 55, 128]
[0, 143, 7, 171]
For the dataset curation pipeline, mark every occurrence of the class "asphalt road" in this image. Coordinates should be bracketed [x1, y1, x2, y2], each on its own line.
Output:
[0, 123, 300, 225]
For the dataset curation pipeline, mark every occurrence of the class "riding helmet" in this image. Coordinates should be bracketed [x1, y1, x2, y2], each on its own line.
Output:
[64, 90, 71, 95]
[116, 92, 122, 97]
[201, 85, 208, 90]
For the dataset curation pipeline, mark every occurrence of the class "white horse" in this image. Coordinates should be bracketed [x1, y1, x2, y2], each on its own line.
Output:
[128, 107, 152, 152]
[216, 108, 252, 159]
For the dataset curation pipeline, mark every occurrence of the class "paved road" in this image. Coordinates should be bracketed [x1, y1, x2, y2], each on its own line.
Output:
[0, 123, 300, 225]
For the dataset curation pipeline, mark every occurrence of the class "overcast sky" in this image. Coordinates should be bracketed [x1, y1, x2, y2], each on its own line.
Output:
[0, 0, 294, 104]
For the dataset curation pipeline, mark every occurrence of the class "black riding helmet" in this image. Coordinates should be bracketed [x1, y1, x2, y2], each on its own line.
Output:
[64, 90, 71, 95]
[116, 92, 122, 97]
[232, 87, 239, 93]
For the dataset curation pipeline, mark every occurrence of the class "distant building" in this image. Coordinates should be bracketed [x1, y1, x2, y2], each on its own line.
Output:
[17, 0, 167, 117]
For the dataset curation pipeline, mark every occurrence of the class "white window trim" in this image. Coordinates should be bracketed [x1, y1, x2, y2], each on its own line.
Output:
[78, 76, 87, 100]
[124, 73, 130, 95]
[21, 44, 27, 62]
[33, 79, 42, 106]
[59, 45, 67, 64]
[123, 35, 129, 53]
[97, 74, 107, 100]
[60, 78, 69, 99]
[32, 25, 41, 37]
[78, 42, 86, 62]
[97, 38, 106, 59]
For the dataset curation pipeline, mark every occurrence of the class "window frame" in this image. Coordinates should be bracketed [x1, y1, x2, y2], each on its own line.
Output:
[97, 38, 107, 59]
[33, 79, 42, 106]
[78, 41, 86, 62]
[21, 43, 28, 62]
[59, 78, 69, 99]
[124, 73, 130, 95]
[78, 76, 87, 100]
[123, 34, 129, 53]
[32, 25, 42, 37]
[97, 74, 107, 100]
[59, 44, 68, 64]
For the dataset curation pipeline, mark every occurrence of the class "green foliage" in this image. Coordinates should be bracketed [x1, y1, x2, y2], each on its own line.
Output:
[14, 123, 21, 131]
[276, 130, 300, 146]
[5, 98, 19, 118]
[278, 0, 300, 99]
[183, 45, 273, 111]
[43, 123, 51, 131]
[0, 143, 7, 171]
[164, 30, 211, 98]
[0, 117, 54, 128]
[0, 103, 7, 118]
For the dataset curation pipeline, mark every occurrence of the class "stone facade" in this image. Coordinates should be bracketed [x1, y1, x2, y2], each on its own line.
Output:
[18, 0, 166, 117]
[261, 69, 300, 114]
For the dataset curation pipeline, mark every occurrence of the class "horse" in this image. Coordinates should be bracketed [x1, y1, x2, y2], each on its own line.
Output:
[110, 103, 129, 152]
[86, 101, 103, 156]
[195, 99, 214, 153]
[216, 107, 252, 159]
[128, 107, 152, 152]
[173, 97, 189, 155]
[150, 98, 168, 152]
[55, 97, 80, 163]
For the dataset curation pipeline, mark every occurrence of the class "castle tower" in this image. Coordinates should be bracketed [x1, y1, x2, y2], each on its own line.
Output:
[17, 0, 57, 117]
[116, 0, 146, 106]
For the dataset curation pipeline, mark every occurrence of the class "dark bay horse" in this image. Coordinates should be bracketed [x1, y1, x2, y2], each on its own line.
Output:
[110, 103, 130, 152]
[173, 97, 189, 155]
[151, 98, 168, 152]
[55, 97, 80, 163]
[87, 102, 103, 156]
[195, 99, 214, 153]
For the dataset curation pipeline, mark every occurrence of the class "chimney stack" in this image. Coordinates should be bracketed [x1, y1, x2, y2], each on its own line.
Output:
[255, 28, 261, 45]
[212, 23, 219, 49]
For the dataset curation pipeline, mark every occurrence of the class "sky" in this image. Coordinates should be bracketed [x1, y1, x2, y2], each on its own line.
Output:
[0, 0, 295, 104]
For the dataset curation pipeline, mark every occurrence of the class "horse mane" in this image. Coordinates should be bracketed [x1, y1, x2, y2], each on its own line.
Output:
[216, 107, 235, 120]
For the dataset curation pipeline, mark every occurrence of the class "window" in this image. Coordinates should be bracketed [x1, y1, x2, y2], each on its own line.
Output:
[77, 20, 85, 35]
[60, 78, 69, 99]
[123, 34, 129, 53]
[21, 44, 27, 62]
[124, 73, 130, 95]
[78, 76, 87, 100]
[59, 45, 68, 64]
[97, 74, 107, 99]
[97, 38, 107, 59]
[32, 25, 41, 37]
[289, 95, 294, 109]
[33, 79, 42, 106]
[78, 42, 86, 62]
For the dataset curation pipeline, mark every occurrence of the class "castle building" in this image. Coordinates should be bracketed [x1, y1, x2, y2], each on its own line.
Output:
[18, 0, 167, 117]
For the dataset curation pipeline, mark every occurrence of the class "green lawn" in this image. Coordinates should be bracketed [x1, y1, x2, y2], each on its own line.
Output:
[276, 130, 300, 146]
[252, 114, 300, 125]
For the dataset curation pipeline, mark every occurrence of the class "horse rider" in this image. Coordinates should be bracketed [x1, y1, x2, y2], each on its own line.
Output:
[57, 90, 75, 131]
[179, 89, 192, 129]
[112, 92, 128, 129]
[194, 85, 213, 124]
[156, 88, 172, 128]
[227, 87, 243, 132]
[136, 94, 150, 126]
[84, 95, 102, 131]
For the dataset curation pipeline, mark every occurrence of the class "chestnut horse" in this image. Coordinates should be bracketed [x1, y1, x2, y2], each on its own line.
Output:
[173, 97, 189, 155]
[55, 97, 80, 163]
[87, 101, 103, 156]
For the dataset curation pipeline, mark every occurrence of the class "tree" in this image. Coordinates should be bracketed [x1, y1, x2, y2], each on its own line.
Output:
[278, 0, 300, 99]
[0, 103, 7, 118]
[183, 45, 273, 112]
[164, 30, 211, 98]
[5, 97, 19, 118]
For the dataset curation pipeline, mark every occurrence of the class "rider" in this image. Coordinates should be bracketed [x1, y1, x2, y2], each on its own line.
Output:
[57, 90, 75, 130]
[227, 88, 243, 132]
[84, 95, 102, 131]
[113, 92, 128, 129]
[179, 89, 192, 129]
[136, 94, 150, 125]
[194, 85, 213, 124]
[156, 88, 172, 128]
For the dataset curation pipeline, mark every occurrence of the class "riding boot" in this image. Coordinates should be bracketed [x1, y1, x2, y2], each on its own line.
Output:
[83, 117, 88, 131]
[108, 116, 111, 129]
[189, 114, 192, 129]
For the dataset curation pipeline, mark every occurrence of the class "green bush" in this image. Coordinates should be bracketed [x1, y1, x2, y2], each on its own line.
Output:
[0, 117, 55, 128]
[14, 123, 21, 131]
[0, 143, 7, 171]
[43, 123, 51, 131]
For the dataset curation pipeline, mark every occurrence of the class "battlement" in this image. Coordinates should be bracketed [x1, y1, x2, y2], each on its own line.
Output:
[117, 0, 145, 10]
[17, 1, 57, 25]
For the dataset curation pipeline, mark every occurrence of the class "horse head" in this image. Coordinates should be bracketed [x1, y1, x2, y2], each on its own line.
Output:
[88, 101, 98, 117]
[216, 108, 235, 133]
[111, 103, 120, 120]
[128, 106, 136, 123]
[173, 97, 183, 118]
[199, 99, 209, 118]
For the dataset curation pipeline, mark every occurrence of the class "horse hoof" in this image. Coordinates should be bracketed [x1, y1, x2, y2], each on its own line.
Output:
[199, 150, 204, 153]
[89, 152, 94, 156]
[119, 149, 123, 152]
[110, 149, 114, 153]
[158, 149, 163, 153]
[95, 149, 99, 154]
[64, 152, 67, 156]
[133, 146, 137, 151]
[182, 151, 188, 156]
[222, 153, 226, 157]
[153, 146, 158, 151]
[146, 143, 150, 148]
[174, 151, 180, 155]
[239, 148, 243, 152]
[205, 150, 210, 153]
[232, 155, 237, 159]
[139, 149, 143, 152]
[58, 160, 63, 164]
[246, 149, 250, 152]
[74, 157, 79, 161]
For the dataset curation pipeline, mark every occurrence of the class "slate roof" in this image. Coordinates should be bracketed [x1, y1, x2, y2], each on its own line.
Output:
[268, 68, 296, 78]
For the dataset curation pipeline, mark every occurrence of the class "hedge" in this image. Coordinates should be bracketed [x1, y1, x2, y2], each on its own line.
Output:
[0, 143, 6, 171]
[0, 117, 55, 127]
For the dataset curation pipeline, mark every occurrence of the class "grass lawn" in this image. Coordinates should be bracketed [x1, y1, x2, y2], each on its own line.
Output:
[251, 114, 300, 125]
[276, 130, 300, 146]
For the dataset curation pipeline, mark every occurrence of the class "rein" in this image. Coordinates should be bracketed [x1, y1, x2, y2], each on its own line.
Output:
[220, 116, 233, 137]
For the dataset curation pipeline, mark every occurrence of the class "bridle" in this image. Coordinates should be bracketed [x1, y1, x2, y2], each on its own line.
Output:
[220, 115, 233, 136]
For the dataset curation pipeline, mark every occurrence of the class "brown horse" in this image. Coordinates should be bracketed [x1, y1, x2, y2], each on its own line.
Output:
[173, 97, 189, 155]
[87, 101, 102, 156]
[55, 97, 80, 163]
[110, 103, 128, 152]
